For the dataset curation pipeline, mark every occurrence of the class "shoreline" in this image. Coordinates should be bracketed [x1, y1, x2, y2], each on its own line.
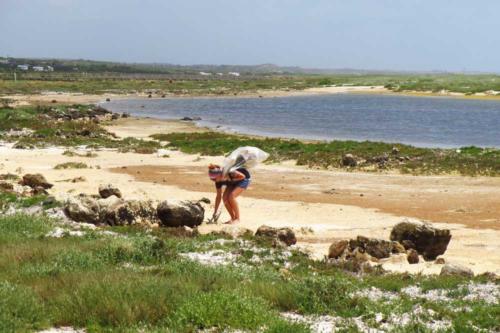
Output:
[3, 85, 500, 106]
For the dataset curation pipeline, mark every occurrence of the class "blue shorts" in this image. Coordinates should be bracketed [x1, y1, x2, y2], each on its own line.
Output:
[236, 178, 251, 189]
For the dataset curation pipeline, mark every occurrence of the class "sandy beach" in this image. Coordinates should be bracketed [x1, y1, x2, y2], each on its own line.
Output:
[1, 115, 498, 275]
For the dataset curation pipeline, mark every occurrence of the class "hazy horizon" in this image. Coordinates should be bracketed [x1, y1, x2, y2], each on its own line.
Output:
[2, 0, 500, 73]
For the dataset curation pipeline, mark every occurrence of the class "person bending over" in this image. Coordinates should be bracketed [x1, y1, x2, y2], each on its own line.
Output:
[208, 164, 251, 224]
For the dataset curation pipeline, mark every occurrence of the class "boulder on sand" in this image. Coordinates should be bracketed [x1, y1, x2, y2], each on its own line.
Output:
[328, 240, 349, 259]
[156, 200, 204, 228]
[407, 249, 420, 264]
[390, 221, 451, 261]
[104, 199, 157, 226]
[20, 173, 53, 189]
[349, 236, 393, 259]
[440, 263, 474, 277]
[255, 225, 297, 246]
[63, 194, 100, 224]
[98, 184, 122, 199]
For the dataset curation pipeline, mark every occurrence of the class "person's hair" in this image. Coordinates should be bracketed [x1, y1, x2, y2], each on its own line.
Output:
[208, 164, 223, 180]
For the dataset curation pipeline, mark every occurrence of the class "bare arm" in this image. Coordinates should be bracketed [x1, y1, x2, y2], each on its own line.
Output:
[229, 170, 246, 182]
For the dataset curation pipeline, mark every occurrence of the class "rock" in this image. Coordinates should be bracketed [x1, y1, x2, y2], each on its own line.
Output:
[391, 241, 406, 254]
[198, 197, 211, 204]
[0, 181, 14, 191]
[20, 173, 53, 189]
[392, 147, 400, 155]
[435, 257, 446, 265]
[401, 240, 416, 250]
[364, 238, 393, 259]
[111, 113, 120, 120]
[390, 221, 451, 260]
[157, 200, 204, 228]
[98, 184, 122, 199]
[33, 186, 49, 196]
[166, 226, 198, 237]
[121, 112, 130, 118]
[181, 116, 194, 121]
[63, 194, 100, 224]
[328, 240, 349, 259]
[255, 225, 297, 246]
[349, 236, 392, 259]
[104, 199, 157, 226]
[218, 225, 253, 239]
[440, 263, 474, 278]
[407, 249, 419, 264]
[71, 176, 86, 183]
[106, 98, 111, 102]
[342, 154, 357, 167]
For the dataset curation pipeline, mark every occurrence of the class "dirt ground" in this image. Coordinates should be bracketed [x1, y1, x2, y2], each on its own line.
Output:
[113, 165, 500, 231]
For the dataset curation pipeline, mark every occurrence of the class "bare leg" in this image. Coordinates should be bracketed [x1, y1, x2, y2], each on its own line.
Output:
[227, 187, 245, 224]
[223, 186, 236, 222]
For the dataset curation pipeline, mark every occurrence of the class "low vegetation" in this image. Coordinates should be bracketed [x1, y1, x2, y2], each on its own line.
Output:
[0, 104, 162, 153]
[0, 211, 498, 332]
[152, 132, 500, 176]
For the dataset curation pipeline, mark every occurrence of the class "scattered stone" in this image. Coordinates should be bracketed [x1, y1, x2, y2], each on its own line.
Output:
[435, 257, 446, 265]
[98, 184, 122, 199]
[71, 176, 86, 183]
[104, 199, 157, 226]
[392, 146, 400, 155]
[105, 98, 111, 102]
[198, 197, 211, 204]
[390, 221, 451, 260]
[255, 225, 297, 246]
[407, 249, 420, 264]
[342, 154, 357, 167]
[440, 263, 474, 278]
[156, 200, 204, 228]
[20, 173, 53, 189]
[33, 186, 49, 196]
[328, 240, 349, 259]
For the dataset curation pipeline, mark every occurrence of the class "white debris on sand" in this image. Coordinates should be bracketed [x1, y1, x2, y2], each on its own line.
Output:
[180, 250, 239, 266]
[38, 327, 85, 333]
[45, 227, 86, 238]
[462, 282, 500, 304]
[281, 312, 345, 333]
[351, 287, 398, 301]
[401, 285, 452, 302]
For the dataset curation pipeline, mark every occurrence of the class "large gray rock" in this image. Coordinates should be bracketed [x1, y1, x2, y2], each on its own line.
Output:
[390, 221, 451, 261]
[20, 173, 53, 189]
[104, 199, 157, 226]
[63, 194, 100, 224]
[98, 184, 122, 199]
[255, 225, 297, 246]
[440, 263, 474, 278]
[156, 200, 204, 228]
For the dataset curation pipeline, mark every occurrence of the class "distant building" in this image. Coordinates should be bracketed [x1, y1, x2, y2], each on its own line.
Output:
[199, 71, 212, 76]
[228, 72, 240, 77]
[33, 66, 44, 71]
[216, 72, 224, 76]
[0, 59, 8, 64]
[17, 64, 29, 70]
[46, 66, 54, 71]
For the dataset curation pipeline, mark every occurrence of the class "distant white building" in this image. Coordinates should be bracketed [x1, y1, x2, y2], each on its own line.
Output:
[228, 72, 240, 77]
[17, 64, 29, 70]
[46, 66, 54, 71]
[199, 71, 212, 76]
[33, 66, 44, 71]
[216, 72, 224, 76]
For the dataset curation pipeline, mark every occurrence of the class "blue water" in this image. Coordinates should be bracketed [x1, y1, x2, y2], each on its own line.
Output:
[104, 94, 500, 148]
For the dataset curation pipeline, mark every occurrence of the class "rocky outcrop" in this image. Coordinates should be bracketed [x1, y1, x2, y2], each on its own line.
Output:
[103, 199, 157, 226]
[255, 225, 297, 246]
[156, 200, 204, 228]
[390, 221, 451, 260]
[20, 173, 53, 189]
[98, 184, 122, 199]
[440, 263, 474, 277]
[63, 194, 101, 224]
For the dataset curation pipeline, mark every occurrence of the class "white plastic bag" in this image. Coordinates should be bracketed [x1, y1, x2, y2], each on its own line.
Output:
[223, 146, 269, 175]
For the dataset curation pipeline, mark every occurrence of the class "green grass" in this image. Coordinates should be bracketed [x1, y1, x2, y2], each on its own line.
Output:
[54, 162, 88, 169]
[2, 73, 500, 96]
[0, 105, 162, 153]
[151, 132, 500, 176]
[0, 214, 497, 332]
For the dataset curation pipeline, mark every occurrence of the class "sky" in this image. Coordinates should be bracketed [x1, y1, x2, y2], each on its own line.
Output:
[1, 0, 500, 72]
